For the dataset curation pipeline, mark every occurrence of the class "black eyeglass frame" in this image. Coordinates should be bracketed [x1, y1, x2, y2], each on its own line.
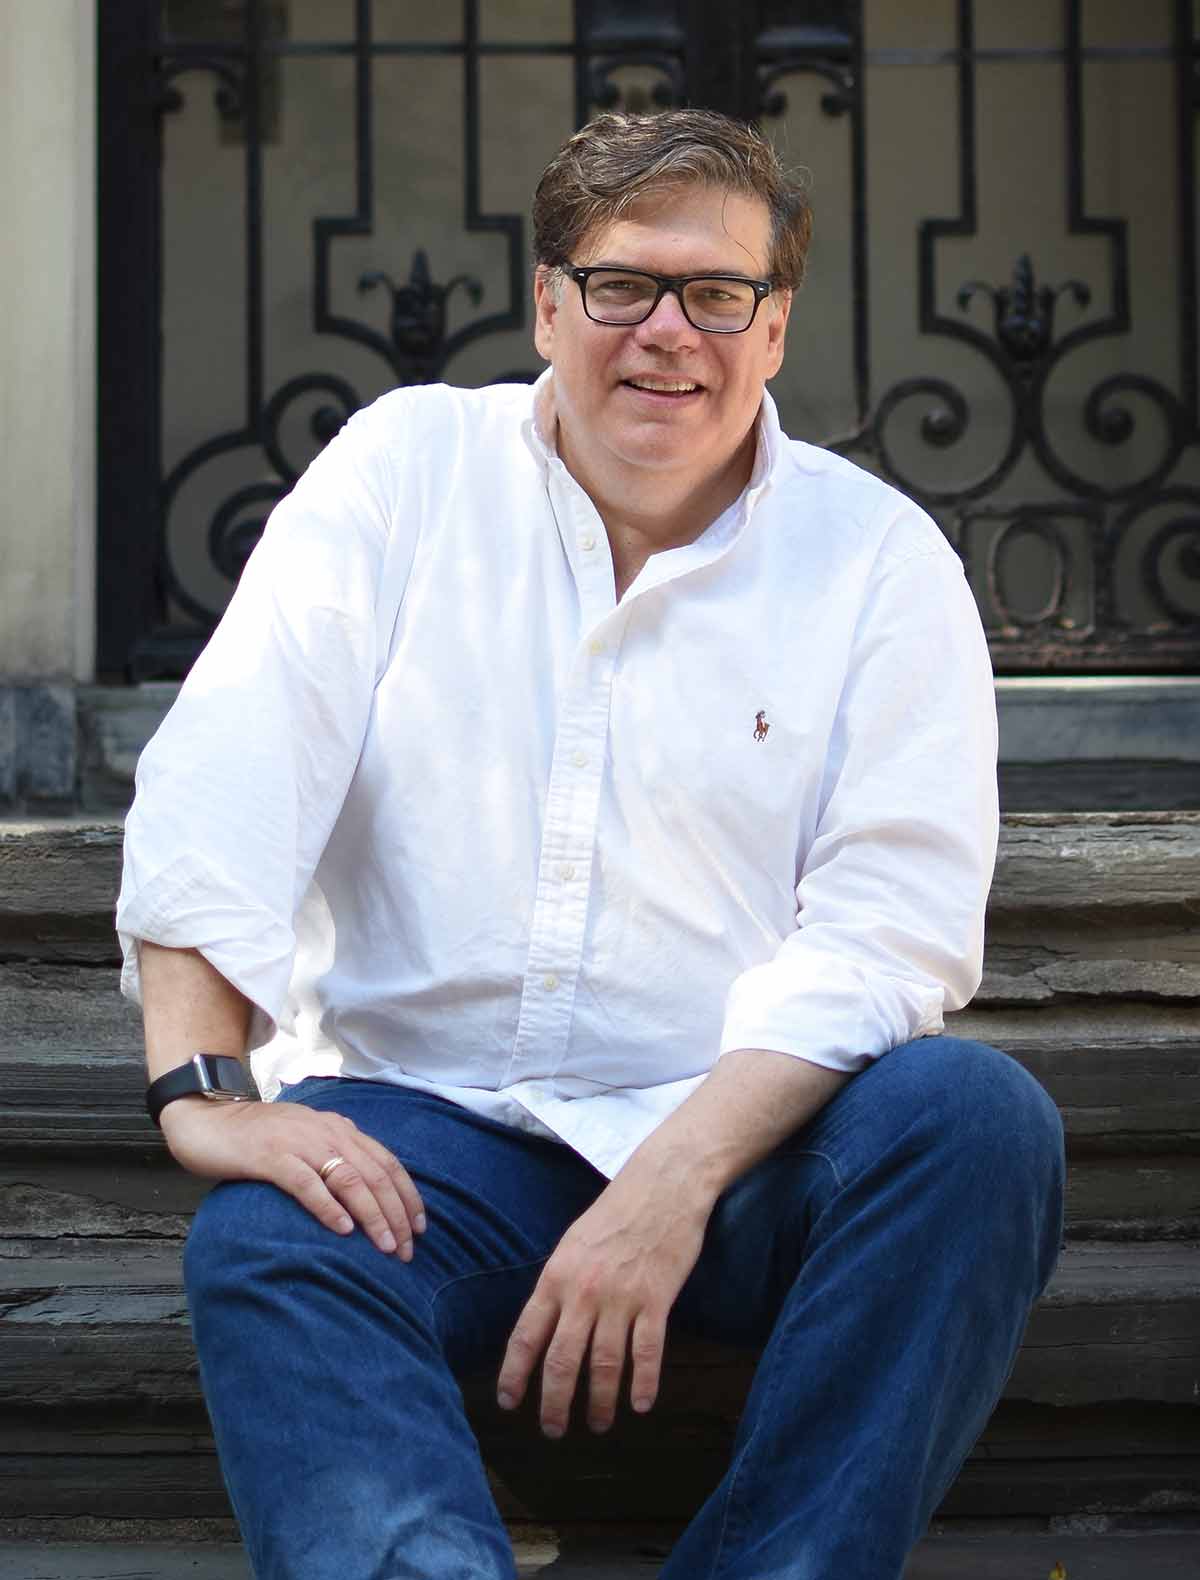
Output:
[566, 265, 774, 334]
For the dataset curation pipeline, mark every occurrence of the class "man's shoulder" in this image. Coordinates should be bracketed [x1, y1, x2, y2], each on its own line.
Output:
[353, 379, 537, 452]
[772, 437, 957, 571]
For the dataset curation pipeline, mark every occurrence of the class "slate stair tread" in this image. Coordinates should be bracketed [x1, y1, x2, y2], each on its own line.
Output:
[1, 1528, 1199, 1579]
[1, 813, 1196, 1528]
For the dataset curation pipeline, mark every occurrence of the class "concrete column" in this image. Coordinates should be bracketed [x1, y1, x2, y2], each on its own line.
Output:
[0, 0, 96, 805]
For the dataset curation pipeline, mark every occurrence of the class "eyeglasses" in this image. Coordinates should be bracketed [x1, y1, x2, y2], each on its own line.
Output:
[567, 266, 773, 334]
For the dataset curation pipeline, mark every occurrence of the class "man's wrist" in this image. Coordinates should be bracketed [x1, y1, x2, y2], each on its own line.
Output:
[146, 1053, 256, 1128]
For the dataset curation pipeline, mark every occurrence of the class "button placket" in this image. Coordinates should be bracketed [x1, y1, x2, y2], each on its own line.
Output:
[504, 633, 617, 1089]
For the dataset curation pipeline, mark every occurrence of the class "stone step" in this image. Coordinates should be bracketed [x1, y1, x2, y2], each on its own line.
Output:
[5, 993, 1196, 1159]
[2, 1525, 1200, 1580]
[71, 675, 1200, 816]
[4, 1406, 1196, 1526]
[1, 1237, 1195, 1413]
[3, 814, 1199, 967]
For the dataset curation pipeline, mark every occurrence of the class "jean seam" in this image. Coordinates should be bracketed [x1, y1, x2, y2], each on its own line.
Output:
[427, 1253, 551, 1312]
[773, 1144, 845, 1192]
[703, 1157, 847, 1580]
[704, 1242, 802, 1580]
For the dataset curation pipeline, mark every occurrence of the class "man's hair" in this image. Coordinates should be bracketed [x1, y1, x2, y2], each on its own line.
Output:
[533, 109, 812, 290]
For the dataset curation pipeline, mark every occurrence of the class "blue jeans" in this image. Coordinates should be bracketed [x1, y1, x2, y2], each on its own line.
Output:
[184, 1036, 1064, 1579]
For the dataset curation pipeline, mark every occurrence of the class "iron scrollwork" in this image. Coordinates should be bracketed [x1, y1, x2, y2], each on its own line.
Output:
[148, 0, 535, 645]
[103, 0, 1199, 674]
[359, 253, 484, 387]
[833, 0, 1200, 668]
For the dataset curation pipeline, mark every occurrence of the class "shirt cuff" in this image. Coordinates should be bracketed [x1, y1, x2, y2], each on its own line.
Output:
[116, 854, 295, 1052]
[719, 953, 946, 1075]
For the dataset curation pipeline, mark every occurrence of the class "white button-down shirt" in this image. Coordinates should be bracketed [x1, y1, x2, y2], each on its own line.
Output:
[117, 374, 998, 1178]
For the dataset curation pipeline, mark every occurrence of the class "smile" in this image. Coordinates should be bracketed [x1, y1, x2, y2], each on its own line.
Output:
[622, 377, 702, 395]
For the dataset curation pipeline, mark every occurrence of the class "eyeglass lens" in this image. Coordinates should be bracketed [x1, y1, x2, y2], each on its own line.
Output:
[583, 270, 758, 331]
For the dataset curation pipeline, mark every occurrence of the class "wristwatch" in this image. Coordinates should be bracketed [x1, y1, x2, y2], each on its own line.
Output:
[146, 1053, 257, 1128]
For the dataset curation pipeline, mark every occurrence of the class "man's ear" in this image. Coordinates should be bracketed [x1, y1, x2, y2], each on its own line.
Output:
[764, 287, 792, 379]
[533, 267, 559, 361]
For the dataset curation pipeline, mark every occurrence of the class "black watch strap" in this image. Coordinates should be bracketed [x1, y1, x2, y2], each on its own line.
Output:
[146, 1053, 256, 1128]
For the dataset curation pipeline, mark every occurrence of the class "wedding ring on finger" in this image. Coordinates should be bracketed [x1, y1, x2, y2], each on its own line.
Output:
[318, 1154, 347, 1184]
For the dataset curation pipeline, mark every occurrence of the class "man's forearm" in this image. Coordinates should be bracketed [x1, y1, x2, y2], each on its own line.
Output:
[613, 1048, 852, 1214]
[139, 941, 253, 1081]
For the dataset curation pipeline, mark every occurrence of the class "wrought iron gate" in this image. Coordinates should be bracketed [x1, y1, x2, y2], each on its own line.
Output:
[97, 1, 1200, 679]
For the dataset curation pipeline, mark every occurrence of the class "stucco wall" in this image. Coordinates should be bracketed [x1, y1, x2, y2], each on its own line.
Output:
[0, 0, 96, 683]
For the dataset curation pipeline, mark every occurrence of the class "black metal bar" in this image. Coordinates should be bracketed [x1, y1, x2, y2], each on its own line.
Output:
[919, 0, 978, 337]
[572, 0, 590, 125]
[1175, 0, 1198, 429]
[438, 0, 524, 366]
[847, 2, 868, 429]
[685, 1, 756, 120]
[311, 0, 390, 368]
[151, 38, 1179, 65]
[96, 0, 166, 678]
[1056, 0, 1130, 351]
[245, 0, 264, 425]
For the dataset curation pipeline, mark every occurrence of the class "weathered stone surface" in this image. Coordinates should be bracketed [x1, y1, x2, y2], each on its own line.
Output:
[0, 825, 123, 962]
[3, 814, 1199, 962]
[0, 965, 141, 1057]
[0, 686, 77, 811]
[987, 812, 1200, 917]
[0, 1183, 193, 1241]
[2, 1240, 1193, 1412]
[0, 693, 16, 807]
[0, 1164, 206, 1233]
[2, 1528, 1197, 1579]
[978, 956, 1200, 1006]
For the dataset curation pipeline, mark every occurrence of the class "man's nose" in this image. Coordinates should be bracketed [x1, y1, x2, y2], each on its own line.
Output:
[633, 287, 698, 345]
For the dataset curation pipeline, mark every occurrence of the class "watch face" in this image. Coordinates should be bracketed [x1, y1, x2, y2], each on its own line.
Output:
[196, 1055, 254, 1100]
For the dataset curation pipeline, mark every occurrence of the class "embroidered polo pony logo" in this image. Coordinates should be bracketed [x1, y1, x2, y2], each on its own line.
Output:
[754, 710, 770, 742]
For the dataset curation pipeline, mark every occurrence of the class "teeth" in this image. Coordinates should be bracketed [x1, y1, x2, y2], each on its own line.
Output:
[629, 378, 698, 393]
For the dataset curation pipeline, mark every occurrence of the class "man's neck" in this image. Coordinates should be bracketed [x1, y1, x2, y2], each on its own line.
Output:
[558, 425, 758, 601]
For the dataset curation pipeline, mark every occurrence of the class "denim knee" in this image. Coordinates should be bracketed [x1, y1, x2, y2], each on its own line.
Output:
[906, 1037, 1065, 1264]
[182, 1178, 303, 1305]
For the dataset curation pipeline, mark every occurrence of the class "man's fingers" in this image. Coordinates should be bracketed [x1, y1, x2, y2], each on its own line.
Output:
[585, 1314, 628, 1434]
[315, 1151, 411, 1257]
[280, 1153, 355, 1236]
[628, 1308, 667, 1414]
[356, 1130, 428, 1233]
[346, 1130, 428, 1250]
[537, 1315, 593, 1438]
[497, 1295, 559, 1416]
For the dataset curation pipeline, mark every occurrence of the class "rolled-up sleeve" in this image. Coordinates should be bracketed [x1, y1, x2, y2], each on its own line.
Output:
[719, 539, 998, 1073]
[116, 400, 403, 1048]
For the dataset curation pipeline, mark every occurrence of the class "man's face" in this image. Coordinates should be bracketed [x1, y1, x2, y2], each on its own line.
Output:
[533, 184, 790, 487]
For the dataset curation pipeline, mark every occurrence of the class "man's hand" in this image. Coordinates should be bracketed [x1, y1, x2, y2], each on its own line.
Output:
[496, 1167, 709, 1437]
[160, 1097, 427, 1259]
[496, 1049, 852, 1438]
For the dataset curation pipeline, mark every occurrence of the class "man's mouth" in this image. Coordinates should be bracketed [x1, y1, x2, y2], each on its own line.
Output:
[621, 376, 702, 396]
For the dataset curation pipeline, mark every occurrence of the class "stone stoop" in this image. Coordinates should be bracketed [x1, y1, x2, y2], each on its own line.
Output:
[57, 677, 1200, 815]
[1, 1526, 1199, 1578]
[0, 815, 1197, 1550]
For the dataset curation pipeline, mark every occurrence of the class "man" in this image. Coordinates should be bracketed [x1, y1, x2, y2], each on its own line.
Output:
[118, 110, 1064, 1579]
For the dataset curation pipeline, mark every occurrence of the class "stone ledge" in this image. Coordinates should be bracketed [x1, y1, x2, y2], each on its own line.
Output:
[63, 678, 1200, 814]
[0, 685, 76, 811]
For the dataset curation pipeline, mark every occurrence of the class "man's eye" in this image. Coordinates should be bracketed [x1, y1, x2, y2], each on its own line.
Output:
[593, 278, 648, 298]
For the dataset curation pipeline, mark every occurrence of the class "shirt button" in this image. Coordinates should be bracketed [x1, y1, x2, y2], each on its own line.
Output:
[557, 862, 576, 881]
[580, 533, 596, 552]
[543, 973, 559, 991]
[588, 638, 605, 656]
[572, 750, 588, 768]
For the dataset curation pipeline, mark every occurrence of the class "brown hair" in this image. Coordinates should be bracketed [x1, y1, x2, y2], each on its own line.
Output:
[533, 109, 812, 290]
